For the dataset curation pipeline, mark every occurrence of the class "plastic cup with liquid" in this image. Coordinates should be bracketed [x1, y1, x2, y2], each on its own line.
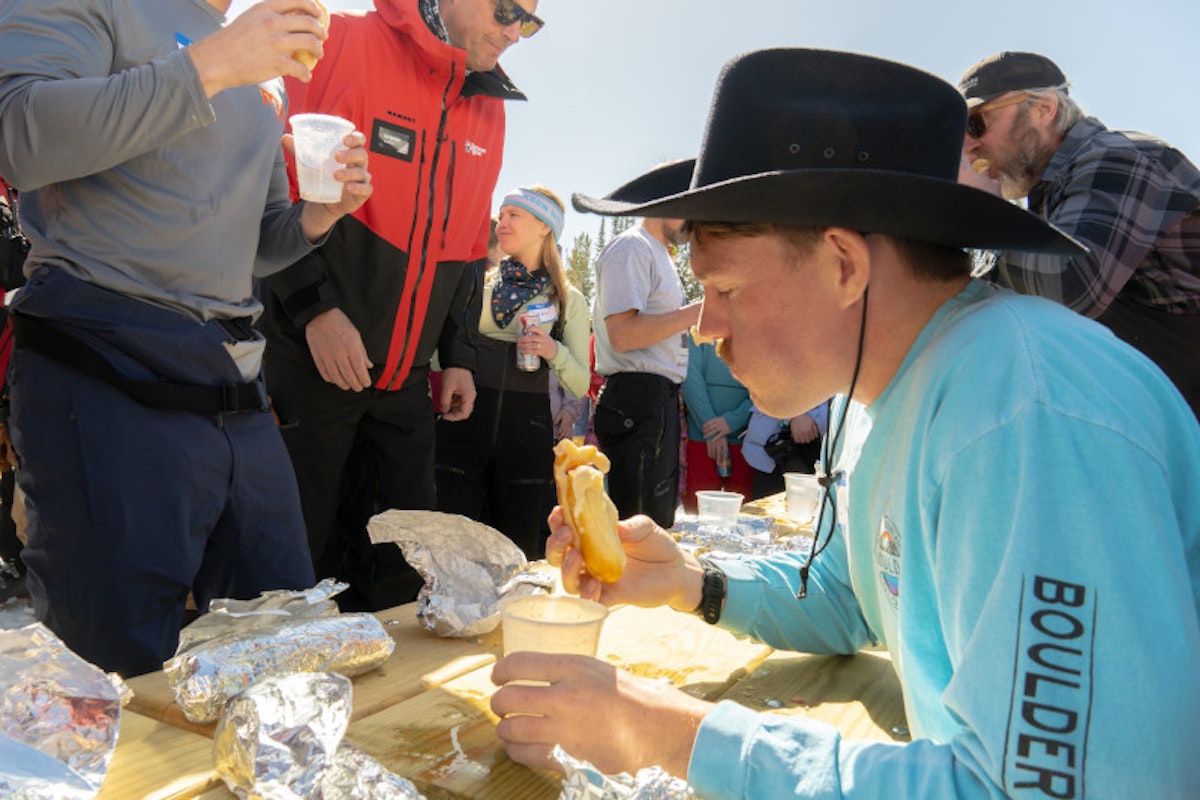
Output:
[500, 594, 609, 657]
[696, 490, 744, 529]
[784, 472, 821, 524]
[290, 113, 355, 203]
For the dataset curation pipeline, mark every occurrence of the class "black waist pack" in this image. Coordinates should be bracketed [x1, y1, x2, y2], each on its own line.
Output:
[763, 429, 820, 474]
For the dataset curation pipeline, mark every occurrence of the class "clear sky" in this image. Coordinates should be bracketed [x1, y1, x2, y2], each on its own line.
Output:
[230, 0, 1200, 245]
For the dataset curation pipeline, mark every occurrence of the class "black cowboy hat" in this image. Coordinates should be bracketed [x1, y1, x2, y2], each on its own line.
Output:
[573, 48, 1082, 255]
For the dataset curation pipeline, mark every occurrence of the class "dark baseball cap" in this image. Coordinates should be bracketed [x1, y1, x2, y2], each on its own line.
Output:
[958, 51, 1068, 109]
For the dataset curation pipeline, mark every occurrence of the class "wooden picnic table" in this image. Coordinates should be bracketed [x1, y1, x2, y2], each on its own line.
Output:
[107, 495, 907, 798]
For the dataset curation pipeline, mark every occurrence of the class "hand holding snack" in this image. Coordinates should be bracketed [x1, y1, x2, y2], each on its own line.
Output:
[188, 0, 331, 96]
[291, 0, 330, 71]
[551, 438, 624, 583]
[545, 508, 703, 614]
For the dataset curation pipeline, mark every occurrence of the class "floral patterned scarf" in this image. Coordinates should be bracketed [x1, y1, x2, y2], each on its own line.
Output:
[419, 0, 450, 45]
[490, 258, 550, 329]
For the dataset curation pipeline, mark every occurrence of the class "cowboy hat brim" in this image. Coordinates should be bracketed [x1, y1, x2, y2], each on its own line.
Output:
[574, 167, 1084, 256]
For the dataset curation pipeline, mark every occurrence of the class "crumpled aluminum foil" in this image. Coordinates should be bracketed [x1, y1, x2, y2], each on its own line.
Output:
[164, 582, 395, 724]
[0, 623, 124, 799]
[368, 510, 554, 638]
[672, 514, 814, 558]
[215, 672, 424, 800]
[555, 745, 694, 799]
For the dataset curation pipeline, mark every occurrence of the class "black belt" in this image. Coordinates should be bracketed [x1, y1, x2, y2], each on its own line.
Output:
[11, 313, 269, 415]
[604, 372, 678, 390]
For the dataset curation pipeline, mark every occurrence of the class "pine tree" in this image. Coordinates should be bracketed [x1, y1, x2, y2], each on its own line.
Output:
[674, 242, 704, 303]
[565, 231, 595, 304]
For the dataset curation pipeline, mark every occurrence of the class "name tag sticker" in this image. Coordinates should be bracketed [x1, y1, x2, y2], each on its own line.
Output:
[371, 120, 415, 162]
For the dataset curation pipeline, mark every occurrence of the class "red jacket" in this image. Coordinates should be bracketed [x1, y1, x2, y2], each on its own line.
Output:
[258, 0, 524, 390]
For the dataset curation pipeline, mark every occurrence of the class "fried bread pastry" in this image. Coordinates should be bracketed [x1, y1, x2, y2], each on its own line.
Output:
[292, 0, 329, 71]
[552, 438, 625, 583]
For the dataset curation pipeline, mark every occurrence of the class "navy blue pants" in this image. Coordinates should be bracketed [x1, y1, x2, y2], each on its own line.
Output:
[9, 270, 314, 677]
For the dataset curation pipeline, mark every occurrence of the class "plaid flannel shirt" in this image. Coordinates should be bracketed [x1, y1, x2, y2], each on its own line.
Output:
[995, 116, 1200, 317]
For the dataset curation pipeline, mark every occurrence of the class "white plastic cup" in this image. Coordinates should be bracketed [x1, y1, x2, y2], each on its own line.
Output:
[289, 113, 355, 203]
[696, 490, 744, 529]
[500, 595, 609, 657]
[784, 472, 821, 524]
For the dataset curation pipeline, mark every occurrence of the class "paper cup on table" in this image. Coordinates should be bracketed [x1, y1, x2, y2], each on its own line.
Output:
[289, 113, 355, 203]
[500, 595, 609, 657]
[784, 472, 820, 524]
[696, 490, 744, 529]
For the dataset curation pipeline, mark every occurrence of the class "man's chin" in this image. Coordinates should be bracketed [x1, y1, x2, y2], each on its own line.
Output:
[747, 389, 807, 421]
[998, 172, 1035, 201]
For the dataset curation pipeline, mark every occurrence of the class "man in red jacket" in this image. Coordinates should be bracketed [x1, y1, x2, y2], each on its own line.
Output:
[257, 0, 541, 610]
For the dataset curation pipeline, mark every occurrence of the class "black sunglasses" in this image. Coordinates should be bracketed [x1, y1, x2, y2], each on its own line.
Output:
[494, 0, 544, 38]
[966, 92, 1030, 138]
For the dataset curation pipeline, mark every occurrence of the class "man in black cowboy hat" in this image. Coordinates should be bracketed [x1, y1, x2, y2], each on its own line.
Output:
[489, 48, 1200, 797]
[960, 51, 1200, 421]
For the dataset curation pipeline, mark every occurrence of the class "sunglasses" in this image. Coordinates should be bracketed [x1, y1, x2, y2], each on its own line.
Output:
[494, 0, 544, 38]
[966, 92, 1030, 138]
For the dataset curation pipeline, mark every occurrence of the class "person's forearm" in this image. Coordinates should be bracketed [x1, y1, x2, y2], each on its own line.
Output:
[298, 200, 342, 244]
[606, 303, 701, 353]
[0, 51, 211, 190]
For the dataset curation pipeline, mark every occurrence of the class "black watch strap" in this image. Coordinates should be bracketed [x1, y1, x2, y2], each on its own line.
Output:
[695, 563, 727, 625]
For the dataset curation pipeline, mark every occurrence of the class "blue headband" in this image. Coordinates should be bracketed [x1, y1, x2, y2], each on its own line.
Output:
[502, 187, 564, 242]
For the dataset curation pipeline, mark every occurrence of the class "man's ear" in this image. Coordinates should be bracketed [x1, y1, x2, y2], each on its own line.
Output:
[822, 228, 871, 310]
[1029, 93, 1059, 128]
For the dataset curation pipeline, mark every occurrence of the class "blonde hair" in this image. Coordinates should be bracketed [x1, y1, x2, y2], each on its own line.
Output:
[530, 185, 572, 327]
[487, 184, 572, 328]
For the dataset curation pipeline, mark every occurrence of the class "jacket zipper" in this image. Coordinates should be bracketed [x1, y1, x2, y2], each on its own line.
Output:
[384, 65, 457, 390]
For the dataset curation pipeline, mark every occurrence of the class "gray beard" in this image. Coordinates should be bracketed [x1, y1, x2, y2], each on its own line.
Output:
[998, 116, 1049, 200]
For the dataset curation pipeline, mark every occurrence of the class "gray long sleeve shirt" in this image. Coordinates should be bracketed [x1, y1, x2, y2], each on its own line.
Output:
[0, 0, 313, 326]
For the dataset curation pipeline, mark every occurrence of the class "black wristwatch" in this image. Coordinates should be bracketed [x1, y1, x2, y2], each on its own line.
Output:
[694, 562, 727, 625]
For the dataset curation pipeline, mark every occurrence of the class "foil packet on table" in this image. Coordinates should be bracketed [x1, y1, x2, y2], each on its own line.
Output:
[0, 623, 125, 799]
[164, 582, 395, 724]
[555, 745, 694, 799]
[215, 672, 424, 800]
[368, 509, 554, 638]
[671, 513, 795, 556]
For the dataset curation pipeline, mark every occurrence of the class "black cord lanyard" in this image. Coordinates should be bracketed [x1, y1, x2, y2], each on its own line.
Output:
[797, 287, 868, 600]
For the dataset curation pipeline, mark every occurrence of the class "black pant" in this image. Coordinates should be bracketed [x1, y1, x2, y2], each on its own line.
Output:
[594, 372, 681, 529]
[266, 352, 434, 612]
[435, 386, 554, 560]
[1099, 296, 1200, 422]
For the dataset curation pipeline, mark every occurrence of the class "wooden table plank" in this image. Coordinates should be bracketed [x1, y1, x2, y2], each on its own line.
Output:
[348, 665, 559, 800]
[98, 710, 224, 800]
[594, 603, 775, 699]
[345, 602, 776, 798]
[125, 604, 504, 737]
[713, 649, 908, 742]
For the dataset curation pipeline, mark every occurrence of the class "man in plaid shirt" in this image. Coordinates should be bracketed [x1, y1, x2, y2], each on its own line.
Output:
[960, 51, 1200, 421]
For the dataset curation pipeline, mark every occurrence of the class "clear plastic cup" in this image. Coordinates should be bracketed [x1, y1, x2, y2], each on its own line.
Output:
[289, 113, 355, 203]
[696, 490, 744, 529]
[500, 595, 609, 657]
[784, 472, 821, 524]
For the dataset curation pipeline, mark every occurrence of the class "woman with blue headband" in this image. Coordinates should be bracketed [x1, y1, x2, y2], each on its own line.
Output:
[435, 185, 591, 559]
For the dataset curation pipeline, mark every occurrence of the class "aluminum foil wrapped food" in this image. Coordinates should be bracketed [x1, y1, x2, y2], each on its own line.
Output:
[368, 509, 554, 638]
[164, 582, 395, 724]
[0, 623, 124, 799]
[554, 745, 695, 800]
[215, 672, 424, 799]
